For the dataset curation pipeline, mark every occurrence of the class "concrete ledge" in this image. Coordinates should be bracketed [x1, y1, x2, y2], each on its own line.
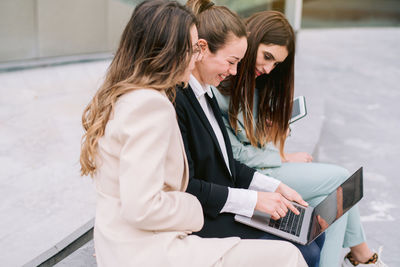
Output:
[23, 219, 94, 267]
[0, 53, 113, 73]
[283, 30, 326, 158]
[54, 239, 96, 267]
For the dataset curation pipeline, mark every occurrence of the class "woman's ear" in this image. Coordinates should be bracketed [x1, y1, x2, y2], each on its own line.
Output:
[197, 38, 208, 61]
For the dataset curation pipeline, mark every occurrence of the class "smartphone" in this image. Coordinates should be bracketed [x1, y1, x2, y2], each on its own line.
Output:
[290, 96, 307, 124]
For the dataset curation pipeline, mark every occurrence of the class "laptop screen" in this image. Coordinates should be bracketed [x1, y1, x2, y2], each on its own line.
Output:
[308, 167, 363, 242]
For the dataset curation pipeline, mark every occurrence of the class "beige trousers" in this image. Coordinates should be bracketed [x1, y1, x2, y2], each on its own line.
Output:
[215, 239, 307, 267]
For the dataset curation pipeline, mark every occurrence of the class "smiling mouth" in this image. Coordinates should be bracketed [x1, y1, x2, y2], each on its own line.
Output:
[255, 69, 263, 77]
[218, 74, 227, 81]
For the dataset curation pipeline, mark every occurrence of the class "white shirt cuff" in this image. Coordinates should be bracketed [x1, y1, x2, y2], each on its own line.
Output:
[220, 187, 257, 218]
[249, 172, 281, 192]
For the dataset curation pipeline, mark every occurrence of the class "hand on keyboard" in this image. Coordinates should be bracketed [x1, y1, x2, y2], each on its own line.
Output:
[269, 206, 306, 237]
[255, 191, 293, 220]
[275, 183, 309, 211]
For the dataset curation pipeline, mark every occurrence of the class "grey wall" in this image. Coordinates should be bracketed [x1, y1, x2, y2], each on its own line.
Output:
[0, 0, 135, 63]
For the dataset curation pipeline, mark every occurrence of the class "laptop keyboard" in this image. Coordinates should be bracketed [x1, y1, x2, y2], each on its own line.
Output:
[268, 206, 306, 237]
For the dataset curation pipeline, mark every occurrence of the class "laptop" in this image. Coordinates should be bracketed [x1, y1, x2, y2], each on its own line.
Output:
[234, 167, 363, 245]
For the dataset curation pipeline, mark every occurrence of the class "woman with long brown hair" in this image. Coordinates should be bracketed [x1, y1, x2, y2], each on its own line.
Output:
[213, 10, 386, 267]
[174, 0, 318, 266]
[80, 1, 306, 266]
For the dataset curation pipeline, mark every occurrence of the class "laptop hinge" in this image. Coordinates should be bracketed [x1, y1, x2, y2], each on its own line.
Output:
[306, 209, 316, 241]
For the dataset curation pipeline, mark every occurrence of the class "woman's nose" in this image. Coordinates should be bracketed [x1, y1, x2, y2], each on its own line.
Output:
[263, 62, 275, 74]
[229, 64, 237, 76]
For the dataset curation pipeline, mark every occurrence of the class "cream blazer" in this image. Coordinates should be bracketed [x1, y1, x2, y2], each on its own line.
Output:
[93, 89, 240, 267]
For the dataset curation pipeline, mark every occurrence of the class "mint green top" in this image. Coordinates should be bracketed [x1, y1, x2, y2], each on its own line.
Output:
[212, 87, 282, 169]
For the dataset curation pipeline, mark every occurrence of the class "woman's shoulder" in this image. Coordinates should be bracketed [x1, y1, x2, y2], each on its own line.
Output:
[123, 88, 171, 105]
[121, 88, 168, 102]
[116, 88, 174, 117]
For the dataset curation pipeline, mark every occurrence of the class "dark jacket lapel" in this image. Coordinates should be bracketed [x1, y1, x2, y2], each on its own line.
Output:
[206, 92, 237, 179]
[183, 86, 233, 178]
[183, 87, 224, 157]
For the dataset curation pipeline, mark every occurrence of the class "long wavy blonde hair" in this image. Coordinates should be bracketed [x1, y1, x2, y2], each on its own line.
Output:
[80, 0, 197, 176]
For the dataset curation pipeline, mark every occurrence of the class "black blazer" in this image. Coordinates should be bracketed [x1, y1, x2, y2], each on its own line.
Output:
[175, 85, 265, 239]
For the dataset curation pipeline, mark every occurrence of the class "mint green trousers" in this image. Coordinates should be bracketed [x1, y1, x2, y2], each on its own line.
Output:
[260, 163, 366, 267]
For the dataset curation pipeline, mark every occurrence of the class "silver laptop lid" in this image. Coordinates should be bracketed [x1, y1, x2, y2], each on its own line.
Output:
[307, 167, 364, 243]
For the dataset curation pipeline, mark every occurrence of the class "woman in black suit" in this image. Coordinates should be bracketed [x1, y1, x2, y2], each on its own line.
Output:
[175, 1, 325, 266]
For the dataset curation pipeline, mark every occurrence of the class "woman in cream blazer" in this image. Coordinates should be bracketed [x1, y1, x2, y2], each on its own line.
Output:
[80, 1, 306, 266]
[93, 88, 241, 266]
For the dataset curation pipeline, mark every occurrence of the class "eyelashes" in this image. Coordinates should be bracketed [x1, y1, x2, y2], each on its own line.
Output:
[264, 53, 281, 67]
[264, 55, 272, 60]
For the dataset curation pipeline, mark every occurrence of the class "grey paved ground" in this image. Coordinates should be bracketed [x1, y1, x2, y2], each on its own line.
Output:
[0, 62, 105, 266]
[303, 28, 400, 266]
[1, 27, 399, 266]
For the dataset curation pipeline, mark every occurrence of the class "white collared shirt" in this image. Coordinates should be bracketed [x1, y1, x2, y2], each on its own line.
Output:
[189, 75, 232, 175]
[189, 75, 280, 217]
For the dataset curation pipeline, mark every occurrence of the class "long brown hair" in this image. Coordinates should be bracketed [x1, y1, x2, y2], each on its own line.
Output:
[186, 0, 246, 51]
[80, 0, 197, 176]
[221, 11, 295, 156]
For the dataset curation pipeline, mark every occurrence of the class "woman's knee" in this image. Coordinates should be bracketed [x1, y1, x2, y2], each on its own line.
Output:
[320, 164, 350, 192]
[282, 242, 309, 267]
[331, 165, 350, 181]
